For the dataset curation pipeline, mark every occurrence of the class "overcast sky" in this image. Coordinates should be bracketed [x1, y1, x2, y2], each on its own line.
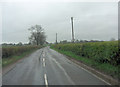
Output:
[2, 1, 118, 43]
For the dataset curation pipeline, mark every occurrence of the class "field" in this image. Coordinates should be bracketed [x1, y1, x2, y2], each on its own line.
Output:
[2, 45, 42, 67]
[51, 41, 120, 80]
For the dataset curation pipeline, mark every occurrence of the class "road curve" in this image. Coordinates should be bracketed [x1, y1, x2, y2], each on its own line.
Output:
[3, 47, 108, 85]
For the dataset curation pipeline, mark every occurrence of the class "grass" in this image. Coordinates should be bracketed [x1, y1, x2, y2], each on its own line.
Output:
[51, 47, 119, 79]
[2, 49, 38, 67]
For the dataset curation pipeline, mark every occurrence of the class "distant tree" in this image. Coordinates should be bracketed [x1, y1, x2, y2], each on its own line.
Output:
[45, 41, 49, 44]
[80, 40, 83, 43]
[2, 43, 7, 46]
[90, 40, 97, 42]
[75, 39, 79, 43]
[17, 42, 22, 46]
[110, 38, 116, 41]
[83, 40, 88, 42]
[28, 25, 46, 45]
[60, 40, 67, 44]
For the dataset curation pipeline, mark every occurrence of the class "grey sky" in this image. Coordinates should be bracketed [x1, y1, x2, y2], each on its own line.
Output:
[2, 2, 118, 43]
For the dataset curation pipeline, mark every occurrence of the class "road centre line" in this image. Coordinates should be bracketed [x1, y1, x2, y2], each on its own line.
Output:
[44, 74, 48, 87]
[43, 58, 45, 62]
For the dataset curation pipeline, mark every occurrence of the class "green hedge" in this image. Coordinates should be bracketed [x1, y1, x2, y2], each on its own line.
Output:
[2, 45, 42, 58]
[51, 41, 119, 66]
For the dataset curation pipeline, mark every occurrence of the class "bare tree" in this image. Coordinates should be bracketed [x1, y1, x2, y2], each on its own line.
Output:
[28, 25, 46, 45]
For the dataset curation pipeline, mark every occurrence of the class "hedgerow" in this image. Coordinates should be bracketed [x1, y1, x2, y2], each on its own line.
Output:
[51, 41, 119, 66]
[2, 46, 42, 58]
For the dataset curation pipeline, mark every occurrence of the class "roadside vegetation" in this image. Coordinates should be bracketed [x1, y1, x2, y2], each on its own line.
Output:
[2, 24, 47, 67]
[50, 41, 120, 80]
[2, 45, 43, 67]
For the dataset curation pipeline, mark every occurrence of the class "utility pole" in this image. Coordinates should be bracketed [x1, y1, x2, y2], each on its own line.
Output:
[56, 33, 57, 44]
[71, 17, 74, 43]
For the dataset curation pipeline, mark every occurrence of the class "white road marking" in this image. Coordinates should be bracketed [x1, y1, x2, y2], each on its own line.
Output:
[47, 48, 111, 85]
[52, 48, 111, 85]
[43, 58, 45, 62]
[79, 65, 111, 85]
[70, 60, 111, 85]
[44, 74, 48, 87]
[51, 58, 75, 85]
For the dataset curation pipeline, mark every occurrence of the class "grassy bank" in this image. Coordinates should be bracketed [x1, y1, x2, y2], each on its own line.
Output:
[50, 41, 120, 80]
[2, 45, 42, 67]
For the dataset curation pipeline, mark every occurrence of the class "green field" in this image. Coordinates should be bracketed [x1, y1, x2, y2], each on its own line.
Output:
[2, 45, 42, 67]
[51, 41, 120, 80]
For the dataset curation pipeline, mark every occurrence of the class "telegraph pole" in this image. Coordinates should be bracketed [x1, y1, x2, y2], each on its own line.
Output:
[56, 33, 57, 44]
[71, 17, 74, 43]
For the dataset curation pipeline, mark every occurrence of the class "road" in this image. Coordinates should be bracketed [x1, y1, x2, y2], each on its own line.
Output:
[3, 47, 108, 85]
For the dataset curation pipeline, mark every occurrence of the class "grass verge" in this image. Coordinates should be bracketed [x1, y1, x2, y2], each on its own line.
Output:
[51, 47, 119, 80]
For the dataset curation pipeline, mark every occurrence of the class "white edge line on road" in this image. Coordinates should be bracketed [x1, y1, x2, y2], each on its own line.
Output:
[55, 49, 112, 85]
[51, 58, 75, 85]
[44, 74, 48, 86]
[76, 64, 111, 85]
[50, 48, 111, 85]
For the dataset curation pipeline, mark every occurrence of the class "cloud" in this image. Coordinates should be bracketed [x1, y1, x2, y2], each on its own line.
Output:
[2, 2, 118, 43]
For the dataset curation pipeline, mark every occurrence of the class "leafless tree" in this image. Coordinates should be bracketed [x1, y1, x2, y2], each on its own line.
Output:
[28, 25, 46, 45]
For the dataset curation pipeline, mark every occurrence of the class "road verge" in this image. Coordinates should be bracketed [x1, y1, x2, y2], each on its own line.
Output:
[51, 48, 120, 85]
[2, 49, 39, 76]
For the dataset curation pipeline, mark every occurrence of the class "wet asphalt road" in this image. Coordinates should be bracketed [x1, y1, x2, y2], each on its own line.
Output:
[3, 47, 108, 85]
